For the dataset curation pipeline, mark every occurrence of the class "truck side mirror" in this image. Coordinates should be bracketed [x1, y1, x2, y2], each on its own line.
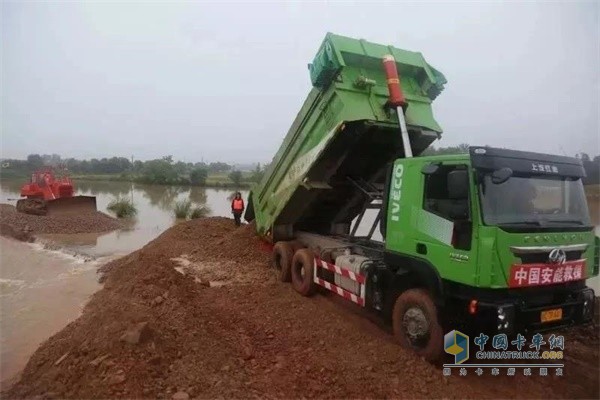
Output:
[491, 167, 513, 184]
[421, 163, 439, 175]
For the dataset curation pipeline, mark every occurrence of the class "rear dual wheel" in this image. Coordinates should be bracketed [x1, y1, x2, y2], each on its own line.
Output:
[290, 249, 317, 296]
[271, 242, 316, 296]
[272, 242, 294, 282]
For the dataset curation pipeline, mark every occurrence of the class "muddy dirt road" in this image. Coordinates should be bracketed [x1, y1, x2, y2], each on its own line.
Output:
[4, 218, 598, 399]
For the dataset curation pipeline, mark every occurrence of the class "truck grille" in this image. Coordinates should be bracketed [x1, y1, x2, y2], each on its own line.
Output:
[518, 250, 583, 264]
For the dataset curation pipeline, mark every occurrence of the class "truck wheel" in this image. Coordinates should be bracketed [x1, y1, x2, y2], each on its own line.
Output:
[272, 242, 293, 282]
[289, 240, 304, 253]
[392, 289, 443, 362]
[291, 249, 317, 296]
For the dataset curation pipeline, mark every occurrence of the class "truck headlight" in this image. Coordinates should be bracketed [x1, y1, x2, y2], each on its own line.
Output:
[582, 289, 595, 320]
[497, 305, 514, 333]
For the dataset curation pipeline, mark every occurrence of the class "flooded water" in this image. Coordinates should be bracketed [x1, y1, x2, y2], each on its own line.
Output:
[0, 180, 248, 257]
[0, 179, 247, 387]
[0, 237, 102, 387]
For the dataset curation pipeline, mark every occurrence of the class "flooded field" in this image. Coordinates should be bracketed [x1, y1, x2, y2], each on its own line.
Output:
[0, 179, 247, 387]
[0, 179, 248, 257]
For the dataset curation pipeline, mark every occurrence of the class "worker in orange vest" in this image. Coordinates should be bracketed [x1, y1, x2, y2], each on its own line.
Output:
[231, 192, 245, 226]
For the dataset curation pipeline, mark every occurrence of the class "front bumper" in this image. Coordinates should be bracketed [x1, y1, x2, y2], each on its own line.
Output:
[444, 283, 595, 335]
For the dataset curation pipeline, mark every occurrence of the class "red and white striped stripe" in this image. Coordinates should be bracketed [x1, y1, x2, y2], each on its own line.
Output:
[314, 257, 366, 284]
[313, 257, 366, 307]
[314, 277, 365, 306]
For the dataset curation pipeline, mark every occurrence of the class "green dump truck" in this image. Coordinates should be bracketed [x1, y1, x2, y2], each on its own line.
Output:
[245, 33, 598, 360]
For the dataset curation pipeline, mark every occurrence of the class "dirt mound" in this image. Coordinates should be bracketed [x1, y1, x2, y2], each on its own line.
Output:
[4, 217, 599, 399]
[0, 204, 122, 239]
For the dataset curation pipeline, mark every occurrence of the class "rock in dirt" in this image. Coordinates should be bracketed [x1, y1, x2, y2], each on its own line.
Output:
[119, 322, 152, 345]
[54, 352, 69, 366]
[108, 373, 127, 386]
[172, 391, 189, 400]
[89, 354, 109, 367]
[152, 295, 164, 306]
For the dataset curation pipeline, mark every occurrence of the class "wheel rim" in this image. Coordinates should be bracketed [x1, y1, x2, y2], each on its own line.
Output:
[402, 306, 430, 348]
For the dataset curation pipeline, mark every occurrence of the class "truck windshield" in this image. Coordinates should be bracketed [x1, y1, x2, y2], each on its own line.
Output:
[479, 175, 591, 227]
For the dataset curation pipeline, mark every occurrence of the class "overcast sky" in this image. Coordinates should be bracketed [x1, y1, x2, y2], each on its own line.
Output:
[1, 1, 598, 163]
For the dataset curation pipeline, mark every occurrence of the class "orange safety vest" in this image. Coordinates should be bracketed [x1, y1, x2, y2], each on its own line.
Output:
[232, 198, 244, 211]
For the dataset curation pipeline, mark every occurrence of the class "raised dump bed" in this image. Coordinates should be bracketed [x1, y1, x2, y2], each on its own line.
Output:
[246, 33, 446, 241]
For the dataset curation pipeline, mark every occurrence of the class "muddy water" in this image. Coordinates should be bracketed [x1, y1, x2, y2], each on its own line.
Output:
[0, 180, 247, 387]
[0, 237, 103, 387]
[0, 180, 248, 257]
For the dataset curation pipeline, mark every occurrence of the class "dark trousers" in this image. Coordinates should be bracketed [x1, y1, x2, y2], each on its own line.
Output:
[233, 211, 242, 226]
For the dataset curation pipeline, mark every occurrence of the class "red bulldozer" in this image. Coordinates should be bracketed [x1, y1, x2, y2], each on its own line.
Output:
[17, 168, 97, 216]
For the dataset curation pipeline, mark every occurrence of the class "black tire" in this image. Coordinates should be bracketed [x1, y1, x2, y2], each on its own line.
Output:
[272, 242, 294, 282]
[392, 288, 443, 362]
[291, 249, 317, 296]
[289, 240, 304, 253]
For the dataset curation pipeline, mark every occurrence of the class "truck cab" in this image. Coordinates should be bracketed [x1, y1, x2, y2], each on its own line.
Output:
[379, 147, 596, 357]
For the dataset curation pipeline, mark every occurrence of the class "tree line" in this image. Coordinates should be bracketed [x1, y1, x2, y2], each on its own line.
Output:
[1, 154, 268, 187]
[1, 146, 597, 185]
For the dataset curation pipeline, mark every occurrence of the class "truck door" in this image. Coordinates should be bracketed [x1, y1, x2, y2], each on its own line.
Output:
[415, 163, 478, 285]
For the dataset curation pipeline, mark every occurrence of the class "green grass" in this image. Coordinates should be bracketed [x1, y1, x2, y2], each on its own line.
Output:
[174, 200, 192, 219]
[205, 171, 253, 187]
[190, 205, 211, 219]
[107, 197, 137, 218]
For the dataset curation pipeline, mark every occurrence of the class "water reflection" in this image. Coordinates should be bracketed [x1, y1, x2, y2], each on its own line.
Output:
[75, 180, 132, 197]
[0, 179, 23, 198]
[189, 186, 207, 205]
[140, 184, 189, 212]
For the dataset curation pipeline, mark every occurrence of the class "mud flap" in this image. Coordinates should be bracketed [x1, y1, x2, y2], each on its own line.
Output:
[46, 196, 97, 215]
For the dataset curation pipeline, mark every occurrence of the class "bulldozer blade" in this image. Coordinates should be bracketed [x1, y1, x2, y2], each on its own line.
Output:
[46, 196, 97, 216]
